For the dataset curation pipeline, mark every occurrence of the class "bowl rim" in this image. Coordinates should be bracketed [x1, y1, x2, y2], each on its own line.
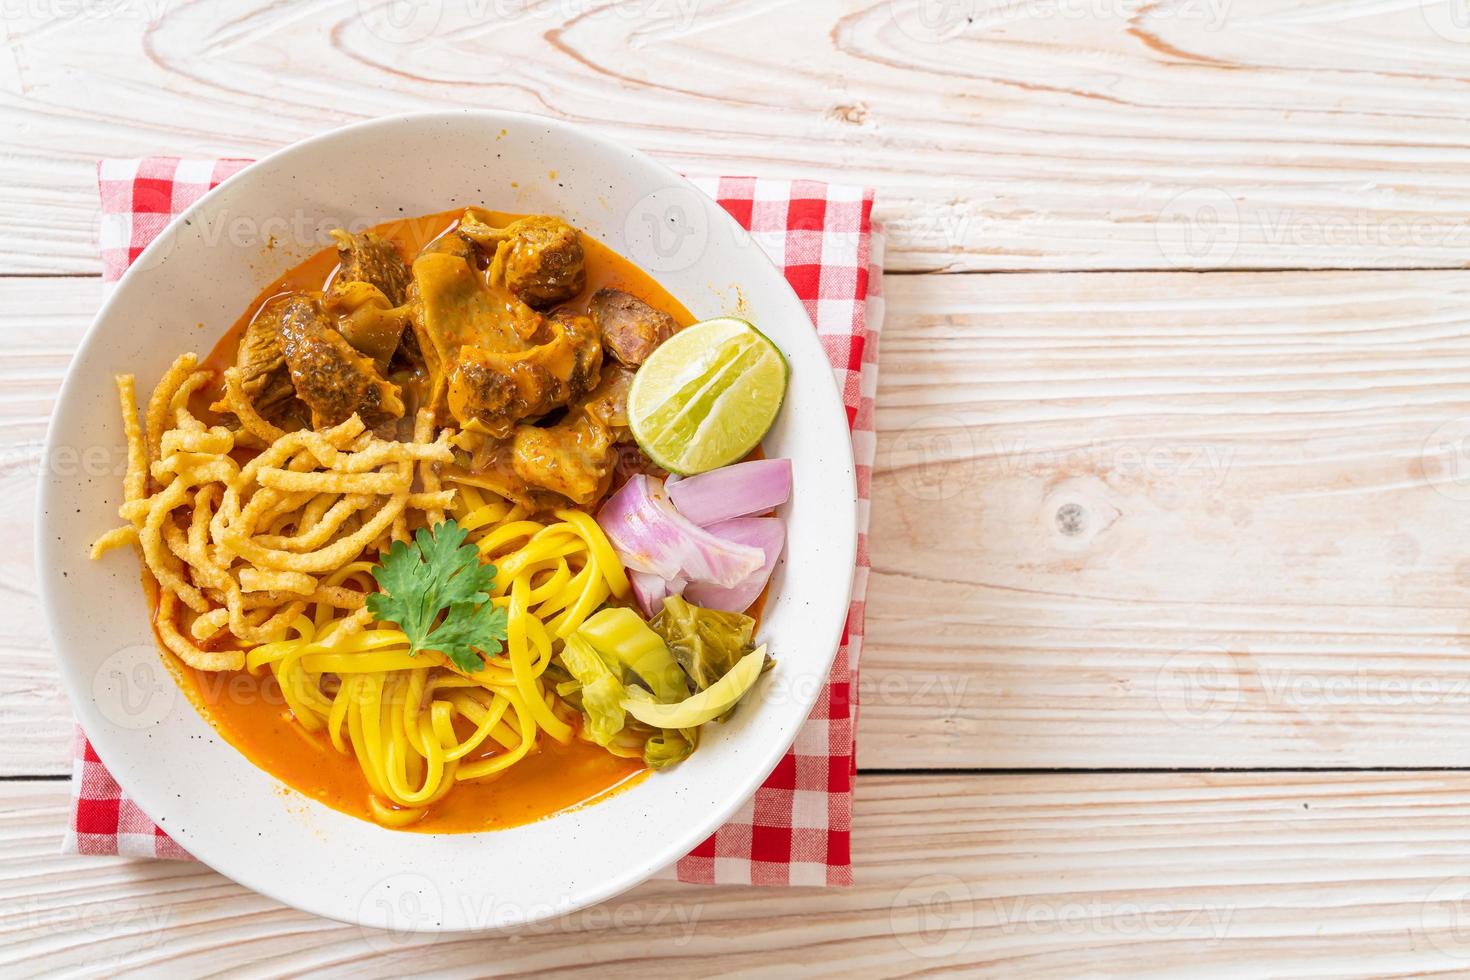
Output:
[37, 109, 858, 929]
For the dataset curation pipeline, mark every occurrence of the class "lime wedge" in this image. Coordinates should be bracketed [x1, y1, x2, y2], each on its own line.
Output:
[628, 317, 789, 475]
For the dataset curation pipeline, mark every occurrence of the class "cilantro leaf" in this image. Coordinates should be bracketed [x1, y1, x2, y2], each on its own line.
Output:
[366, 520, 508, 673]
[421, 601, 509, 674]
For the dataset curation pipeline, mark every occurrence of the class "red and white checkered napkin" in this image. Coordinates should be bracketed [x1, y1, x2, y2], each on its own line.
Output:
[67, 159, 884, 888]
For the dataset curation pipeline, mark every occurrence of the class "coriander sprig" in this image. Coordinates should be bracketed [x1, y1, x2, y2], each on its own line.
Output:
[365, 520, 508, 673]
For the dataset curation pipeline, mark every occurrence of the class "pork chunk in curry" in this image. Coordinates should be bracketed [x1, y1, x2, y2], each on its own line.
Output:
[217, 208, 685, 507]
[459, 211, 586, 309]
[230, 296, 302, 429]
[510, 366, 634, 506]
[278, 295, 405, 429]
[591, 287, 679, 367]
[330, 229, 412, 306]
[324, 230, 412, 372]
[408, 231, 601, 437]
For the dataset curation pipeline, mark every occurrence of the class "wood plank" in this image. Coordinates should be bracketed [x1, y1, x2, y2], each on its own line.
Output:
[11, 270, 1470, 771]
[867, 269, 1470, 767]
[10, 773, 1470, 975]
[6, 1, 1470, 274]
[0, 278, 90, 775]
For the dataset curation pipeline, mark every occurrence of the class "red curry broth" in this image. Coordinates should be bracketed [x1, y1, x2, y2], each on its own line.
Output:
[171, 209, 703, 833]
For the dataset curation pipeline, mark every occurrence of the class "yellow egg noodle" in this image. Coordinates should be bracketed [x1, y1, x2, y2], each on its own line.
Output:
[92, 353, 634, 825]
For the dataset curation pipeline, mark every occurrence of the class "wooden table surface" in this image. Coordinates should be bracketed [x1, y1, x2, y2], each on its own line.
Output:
[7, 1, 1470, 974]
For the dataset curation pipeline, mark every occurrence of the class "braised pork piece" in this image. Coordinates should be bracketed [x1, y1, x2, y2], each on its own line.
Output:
[216, 211, 668, 508]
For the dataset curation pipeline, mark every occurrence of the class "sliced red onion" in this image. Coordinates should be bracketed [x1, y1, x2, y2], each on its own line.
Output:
[628, 569, 687, 618]
[683, 517, 785, 614]
[598, 475, 765, 589]
[628, 570, 668, 617]
[666, 458, 791, 526]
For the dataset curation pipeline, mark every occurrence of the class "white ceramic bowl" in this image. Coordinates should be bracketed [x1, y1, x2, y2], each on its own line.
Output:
[37, 111, 856, 931]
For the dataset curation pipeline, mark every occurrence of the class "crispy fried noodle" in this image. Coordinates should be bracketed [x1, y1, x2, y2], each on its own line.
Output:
[93, 353, 631, 826]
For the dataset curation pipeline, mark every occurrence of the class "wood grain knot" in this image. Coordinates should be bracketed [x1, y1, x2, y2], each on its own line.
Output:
[1055, 502, 1087, 537]
[828, 103, 870, 126]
